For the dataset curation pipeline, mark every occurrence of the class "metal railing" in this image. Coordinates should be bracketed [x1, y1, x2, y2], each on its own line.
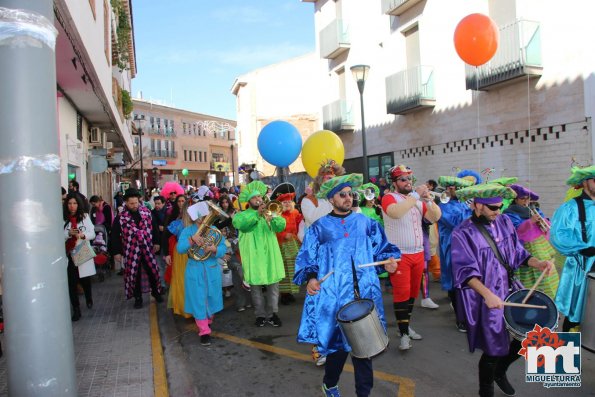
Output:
[386, 65, 435, 114]
[323, 99, 354, 133]
[320, 19, 350, 59]
[150, 150, 177, 158]
[466, 20, 542, 90]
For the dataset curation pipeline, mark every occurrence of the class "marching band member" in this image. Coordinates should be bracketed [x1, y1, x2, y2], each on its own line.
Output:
[294, 174, 399, 397]
[381, 165, 441, 350]
[551, 165, 595, 331]
[503, 184, 560, 299]
[451, 184, 553, 397]
[233, 181, 286, 327]
[437, 173, 476, 331]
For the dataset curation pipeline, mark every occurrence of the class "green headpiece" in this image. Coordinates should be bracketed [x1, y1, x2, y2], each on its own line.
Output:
[438, 176, 475, 189]
[317, 174, 363, 199]
[456, 183, 517, 203]
[566, 165, 595, 186]
[360, 183, 380, 199]
[489, 177, 518, 186]
[239, 180, 267, 203]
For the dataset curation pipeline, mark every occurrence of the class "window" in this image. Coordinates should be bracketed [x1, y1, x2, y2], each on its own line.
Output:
[184, 150, 187, 161]
[151, 139, 155, 151]
[76, 113, 83, 141]
[194, 151, 198, 162]
[193, 124, 197, 135]
[164, 140, 169, 152]
[404, 25, 420, 69]
[183, 122, 187, 134]
[171, 141, 175, 155]
[204, 151, 208, 162]
[213, 153, 224, 162]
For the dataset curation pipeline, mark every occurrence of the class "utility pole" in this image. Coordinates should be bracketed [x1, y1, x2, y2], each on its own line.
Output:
[0, 1, 77, 395]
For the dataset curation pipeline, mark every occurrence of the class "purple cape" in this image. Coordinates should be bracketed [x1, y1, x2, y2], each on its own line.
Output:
[451, 215, 530, 356]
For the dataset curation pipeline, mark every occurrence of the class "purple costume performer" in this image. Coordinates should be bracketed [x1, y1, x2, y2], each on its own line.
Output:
[450, 190, 553, 397]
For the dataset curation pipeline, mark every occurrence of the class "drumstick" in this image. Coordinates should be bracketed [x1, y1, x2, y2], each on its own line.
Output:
[358, 258, 400, 268]
[319, 270, 334, 284]
[502, 302, 548, 309]
[522, 268, 548, 304]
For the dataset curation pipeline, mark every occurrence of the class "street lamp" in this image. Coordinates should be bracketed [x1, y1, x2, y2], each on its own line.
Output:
[230, 143, 236, 188]
[133, 114, 146, 195]
[350, 64, 370, 183]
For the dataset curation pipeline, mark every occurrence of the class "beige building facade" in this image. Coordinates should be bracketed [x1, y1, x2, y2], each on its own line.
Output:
[302, 0, 595, 216]
[231, 53, 321, 179]
[132, 99, 237, 189]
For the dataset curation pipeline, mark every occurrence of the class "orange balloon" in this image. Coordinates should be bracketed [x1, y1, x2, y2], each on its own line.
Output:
[454, 13, 499, 66]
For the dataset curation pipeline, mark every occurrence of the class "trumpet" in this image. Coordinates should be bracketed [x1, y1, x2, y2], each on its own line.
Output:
[262, 196, 282, 217]
[411, 187, 450, 204]
[529, 206, 550, 232]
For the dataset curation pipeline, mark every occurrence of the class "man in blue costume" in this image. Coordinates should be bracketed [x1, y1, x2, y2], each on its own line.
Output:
[437, 172, 477, 331]
[551, 165, 595, 331]
[294, 174, 400, 397]
[451, 184, 553, 397]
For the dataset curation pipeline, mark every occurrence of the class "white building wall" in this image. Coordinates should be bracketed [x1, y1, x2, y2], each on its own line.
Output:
[234, 53, 321, 174]
[306, 0, 595, 211]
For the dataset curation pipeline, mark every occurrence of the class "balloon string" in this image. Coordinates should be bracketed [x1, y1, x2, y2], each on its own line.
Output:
[476, 69, 480, 173]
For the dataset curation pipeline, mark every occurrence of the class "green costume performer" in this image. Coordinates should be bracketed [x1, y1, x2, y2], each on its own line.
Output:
[233, 181, 287, 326]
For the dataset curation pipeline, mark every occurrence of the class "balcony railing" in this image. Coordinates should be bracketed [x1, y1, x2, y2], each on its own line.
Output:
[320, 19, 350, 59]
[323, 99, 354, 133]
[465, 20, 542, 90]
[150, 150, 177, 158]
[382, 0, 423, 16]
[386, 65, 435, 115]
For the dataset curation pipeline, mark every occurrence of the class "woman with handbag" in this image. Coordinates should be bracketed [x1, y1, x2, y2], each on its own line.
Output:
[64, 193, 96, 321]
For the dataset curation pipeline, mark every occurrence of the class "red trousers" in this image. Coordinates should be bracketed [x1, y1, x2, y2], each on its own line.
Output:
[390, 252, 424, 302]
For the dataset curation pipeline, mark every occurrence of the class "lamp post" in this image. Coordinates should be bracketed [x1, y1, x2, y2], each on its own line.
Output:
[230, 143, 236, 187]
[350, 64, 370, 183]
[133, 114, 146, 195]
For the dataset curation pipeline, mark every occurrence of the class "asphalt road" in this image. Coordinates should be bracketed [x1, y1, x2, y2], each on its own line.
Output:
[158, 281, 595, 397]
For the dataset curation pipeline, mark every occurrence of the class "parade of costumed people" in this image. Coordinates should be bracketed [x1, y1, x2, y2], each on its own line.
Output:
[271, 183, 303, 305]
[551, 165, 595, 332]
[503, 184, 561, 299]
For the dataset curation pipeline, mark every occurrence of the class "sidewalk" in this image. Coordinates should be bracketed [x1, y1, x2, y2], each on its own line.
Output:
[0, 273, 155, 397]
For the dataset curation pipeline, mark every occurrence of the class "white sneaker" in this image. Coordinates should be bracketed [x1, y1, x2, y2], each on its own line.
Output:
[408, 327, 423, 340]
[316, 355, 327, 366]
[399, 334, 412, 350]
[421, 297, 439, 309]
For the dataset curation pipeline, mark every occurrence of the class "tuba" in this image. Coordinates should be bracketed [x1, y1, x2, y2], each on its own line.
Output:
[187, 201, 229, 261]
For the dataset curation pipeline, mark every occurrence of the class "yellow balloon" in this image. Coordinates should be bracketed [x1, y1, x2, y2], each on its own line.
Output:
[301, 130, 345, 178]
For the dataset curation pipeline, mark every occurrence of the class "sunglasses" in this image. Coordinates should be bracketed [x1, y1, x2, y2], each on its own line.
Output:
[336, 191, 355, 199]
[484, 203, 503, 211]
[396, 177, 412, 182]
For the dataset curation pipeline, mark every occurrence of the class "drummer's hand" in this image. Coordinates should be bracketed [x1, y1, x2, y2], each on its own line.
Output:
[384, 257, 399, 274]
[538, 260, 554, 275]
[306, 278, 320, 295]
[484, 292, 504, 309]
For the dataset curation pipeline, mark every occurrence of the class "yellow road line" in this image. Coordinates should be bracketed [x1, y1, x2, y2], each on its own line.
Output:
[211, 331, 415, 397]
[150, 302, 169, 397]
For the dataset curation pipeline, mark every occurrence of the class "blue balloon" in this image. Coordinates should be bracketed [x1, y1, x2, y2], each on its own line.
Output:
[257, 120, 302, 167]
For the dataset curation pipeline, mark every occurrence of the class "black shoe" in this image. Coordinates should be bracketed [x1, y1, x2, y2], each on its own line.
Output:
[86, 300, 93, 309]
[134, 298, 143, 309]
[456, 321, 467, 333]
[268, 313, 282, 327]
[71, 307, 81, 321]
[200, 334, 211, 346]
[255, 317, 266, 327]
[152, 293, 163, 303]
[495, 374, 516, 396]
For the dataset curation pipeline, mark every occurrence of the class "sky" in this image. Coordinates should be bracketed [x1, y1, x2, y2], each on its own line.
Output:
[131, 0, 315, 121]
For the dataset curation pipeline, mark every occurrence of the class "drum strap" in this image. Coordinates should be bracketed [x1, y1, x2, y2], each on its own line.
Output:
[471, 219, 514, 283]
[351, 257, 361, 300]
[574, 196, 588, 243]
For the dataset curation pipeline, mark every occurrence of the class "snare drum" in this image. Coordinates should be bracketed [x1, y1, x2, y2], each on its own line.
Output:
[504, 289, 559, 341]
[336, 299, 389, 359]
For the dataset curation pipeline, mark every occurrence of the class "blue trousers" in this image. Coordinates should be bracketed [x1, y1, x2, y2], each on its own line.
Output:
[323, 350, 373, 397]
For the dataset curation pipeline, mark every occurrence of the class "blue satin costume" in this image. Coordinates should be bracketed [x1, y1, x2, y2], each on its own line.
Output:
[551, 196, 595, 323]
[438, 200, 472, 291]
[294, 212, 400, 356]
